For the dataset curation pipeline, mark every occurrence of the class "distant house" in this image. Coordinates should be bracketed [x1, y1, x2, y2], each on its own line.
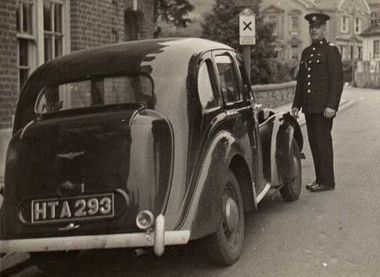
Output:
[361, 23, 380, 61]
[319, 0, 372, 61]
[260, 0, 319, 61]
[260, 0, 373, 62]
[0, 0, 154, 129]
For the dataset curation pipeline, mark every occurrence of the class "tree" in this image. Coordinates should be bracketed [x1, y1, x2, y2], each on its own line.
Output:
[201, 0, 281, 84]
[154, 0, 194, 28]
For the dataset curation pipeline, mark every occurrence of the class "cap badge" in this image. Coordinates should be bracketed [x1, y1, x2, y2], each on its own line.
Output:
[312, 16, 317, 21]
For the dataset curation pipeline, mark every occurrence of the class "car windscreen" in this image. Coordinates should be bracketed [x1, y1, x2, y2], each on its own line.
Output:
[35, 75, 153, 114]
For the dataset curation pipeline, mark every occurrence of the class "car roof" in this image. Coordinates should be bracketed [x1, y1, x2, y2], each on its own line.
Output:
[31, 38, 233, 85]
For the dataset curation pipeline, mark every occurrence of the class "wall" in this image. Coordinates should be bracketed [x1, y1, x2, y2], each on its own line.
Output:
[0, 0, 18, 129]
[253, 81, 296, 108]
[355, 60, 380, 88]
[70, 0, 126, 51]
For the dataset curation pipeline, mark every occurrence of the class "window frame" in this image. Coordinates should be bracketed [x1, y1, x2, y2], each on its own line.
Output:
[235, 53, 256, 103]
[341, 15, 349, 33]
[15, 0, 70, 93]
[212, 50, 244, 107]
[196, 55, 221, 112]
[374, 40, 380, 60]
[290, 15, 299, 31]
[16, 0, 37, 91]
[354, 17, 361, 34]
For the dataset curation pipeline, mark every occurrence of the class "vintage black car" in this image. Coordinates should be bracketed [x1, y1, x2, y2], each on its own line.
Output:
[0, 38, 303, 270]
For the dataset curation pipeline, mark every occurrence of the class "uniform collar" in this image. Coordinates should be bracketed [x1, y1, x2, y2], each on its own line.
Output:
[311, 38, 326, 46]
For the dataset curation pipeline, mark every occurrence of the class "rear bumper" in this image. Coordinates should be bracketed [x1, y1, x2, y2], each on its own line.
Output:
[0, 214, 190, 256]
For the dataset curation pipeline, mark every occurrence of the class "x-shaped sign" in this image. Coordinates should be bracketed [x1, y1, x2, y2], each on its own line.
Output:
[243, 21, 252, 31]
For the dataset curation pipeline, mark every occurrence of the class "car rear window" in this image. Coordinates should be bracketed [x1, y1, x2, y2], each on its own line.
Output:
[35, 75, 153, 114]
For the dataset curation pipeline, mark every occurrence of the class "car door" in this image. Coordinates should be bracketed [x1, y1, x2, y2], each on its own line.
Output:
[212, 50, 265, 197]
[234, 54, 268, 198]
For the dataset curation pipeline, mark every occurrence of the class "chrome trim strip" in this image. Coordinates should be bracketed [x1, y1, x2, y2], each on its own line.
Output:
[256, 183, 271, 204]
[20, 120, 35, 139]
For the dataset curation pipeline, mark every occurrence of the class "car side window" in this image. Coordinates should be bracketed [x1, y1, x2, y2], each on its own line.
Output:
[214, 54, 241, 104]
[197, 60, 219, 109]
[236, 55, 254, 101]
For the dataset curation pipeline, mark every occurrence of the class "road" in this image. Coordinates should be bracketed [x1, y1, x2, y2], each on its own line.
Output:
[1, 86, 380, 276]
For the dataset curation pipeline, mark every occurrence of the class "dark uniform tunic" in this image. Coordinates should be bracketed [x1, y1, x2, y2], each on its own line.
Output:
[292, 38, 344, 188]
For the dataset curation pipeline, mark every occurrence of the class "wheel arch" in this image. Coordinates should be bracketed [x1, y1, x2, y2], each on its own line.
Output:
[283, 112, 303, 151]
[229, 155, 255, 213]
[276, 112, 304, 186]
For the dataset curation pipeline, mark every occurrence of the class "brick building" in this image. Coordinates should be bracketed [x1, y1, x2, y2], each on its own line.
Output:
[0, 0, 154, 129]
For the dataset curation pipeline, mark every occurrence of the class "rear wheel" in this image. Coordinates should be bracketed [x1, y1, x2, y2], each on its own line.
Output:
[205, 169, 245, 265]
[30, 251, 79, 274]
[280, 140, 302, 201]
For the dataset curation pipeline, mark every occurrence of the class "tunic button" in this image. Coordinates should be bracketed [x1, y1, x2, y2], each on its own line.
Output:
[308, 67, 311, 71]
[312, 47, 315, 51]
[320, 41, 323, 44]
[310, 54, 314, 57]
[307, 74, 311, 78]
[308, 60, 312, 63]
[307, 89, 311, 93]
[307, 82, 311, 86]
[317, 60, 320, 63]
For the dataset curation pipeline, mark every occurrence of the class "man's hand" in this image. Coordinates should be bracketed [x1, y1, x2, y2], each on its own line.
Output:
[324, 107, 336, 119]
[291, 107, 299, 118]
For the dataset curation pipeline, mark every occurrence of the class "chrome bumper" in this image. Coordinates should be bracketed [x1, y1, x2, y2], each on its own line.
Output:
[0, 214, 190, 256]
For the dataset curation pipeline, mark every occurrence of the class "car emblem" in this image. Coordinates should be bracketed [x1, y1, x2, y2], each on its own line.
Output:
[57, 151, 85, 160]
[58, 223, 80, 231]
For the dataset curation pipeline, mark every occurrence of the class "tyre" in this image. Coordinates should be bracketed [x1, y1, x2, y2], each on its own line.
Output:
[280, 140, 302, 201]
[30, 251, 79, 274]
[205, 169, 245, 265]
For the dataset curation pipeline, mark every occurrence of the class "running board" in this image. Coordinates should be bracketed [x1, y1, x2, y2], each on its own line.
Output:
[256, 183, 271, 204]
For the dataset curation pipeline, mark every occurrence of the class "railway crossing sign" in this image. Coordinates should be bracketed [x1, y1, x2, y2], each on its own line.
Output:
[239, 8, 256, 45]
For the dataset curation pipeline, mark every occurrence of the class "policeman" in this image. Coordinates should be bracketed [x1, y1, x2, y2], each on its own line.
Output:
[291, 12, 344, 192]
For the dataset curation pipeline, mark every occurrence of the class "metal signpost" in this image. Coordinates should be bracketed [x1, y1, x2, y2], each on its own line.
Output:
[239, 8, 256, 82]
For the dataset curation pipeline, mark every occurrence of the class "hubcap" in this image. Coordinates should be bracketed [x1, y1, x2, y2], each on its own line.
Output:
[225, 197, 239, 233]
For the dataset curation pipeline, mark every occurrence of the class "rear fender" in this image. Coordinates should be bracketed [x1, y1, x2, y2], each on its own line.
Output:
[180, 131, 251, 240]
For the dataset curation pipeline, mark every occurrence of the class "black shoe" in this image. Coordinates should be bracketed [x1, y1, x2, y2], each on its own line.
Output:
[309, 184, 334, 192]
[306, 182, 319, 190]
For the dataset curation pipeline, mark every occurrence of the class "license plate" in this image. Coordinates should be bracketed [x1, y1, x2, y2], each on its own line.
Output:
[31, 193, 114, 224]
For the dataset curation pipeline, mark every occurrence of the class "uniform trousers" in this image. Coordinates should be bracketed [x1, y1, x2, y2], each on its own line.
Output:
[305, 113, 335, 188]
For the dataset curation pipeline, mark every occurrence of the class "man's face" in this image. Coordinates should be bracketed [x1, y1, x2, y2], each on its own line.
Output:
[309, 23, 326, 41]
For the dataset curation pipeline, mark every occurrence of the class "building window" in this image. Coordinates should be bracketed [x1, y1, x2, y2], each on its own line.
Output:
[16, 0, 69, 92]
[371, 13, 378, 25]
[356, 46, 362, 60]
[354, 18, 361, 34]
[291, 16, 299, 31]
[124, 10, 140, 41]
[291, 44, 299, 59]
[341, 16, 349, 33]
[16, 1, 36, 90]
[43, 1, 64, 62]
[374, 40, 380, 59]
[268, 15, 279, 36]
